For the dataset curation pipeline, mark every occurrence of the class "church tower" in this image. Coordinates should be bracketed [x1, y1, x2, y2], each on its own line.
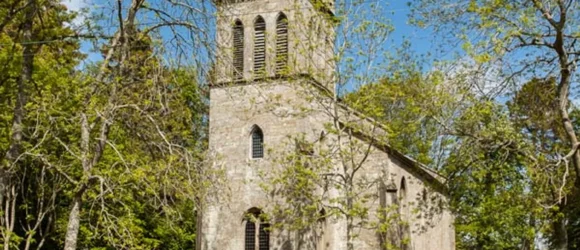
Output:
[201, 1, 337, 250]
[213, 0, 336, 88]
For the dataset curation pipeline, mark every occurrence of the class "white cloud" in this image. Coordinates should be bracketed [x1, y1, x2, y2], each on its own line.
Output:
[62, 0, 90, 26]
[63, 0, 86, 12]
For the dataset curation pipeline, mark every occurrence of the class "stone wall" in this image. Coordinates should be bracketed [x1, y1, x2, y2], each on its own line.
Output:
[201, 79, 455, 250]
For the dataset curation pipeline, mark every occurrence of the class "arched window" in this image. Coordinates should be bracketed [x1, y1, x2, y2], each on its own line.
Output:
[254, 16, 266, 76]
[275, 13, 288, 75]
[259, 221, 270, 250]
[245, 218, 256, 250]
[233, 19, 244, 80]
[399, 177, 407, 203]
[399, 177, 408, 219]
[399, 177, 411, 250]
[245, 208, 270, 250]
[379, 179, 397, 249]
[251, 126, 264, 159]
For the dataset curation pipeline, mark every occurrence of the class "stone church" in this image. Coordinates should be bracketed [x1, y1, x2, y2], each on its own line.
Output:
[199, 0, 455, 249]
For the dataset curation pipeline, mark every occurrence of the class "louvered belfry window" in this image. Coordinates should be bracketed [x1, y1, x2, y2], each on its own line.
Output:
[251, 126, 264, 159]
[233, 20, 244, 81]
[275, 13, 288, 75]
[258, 223, 270, 250]
[245, 219, 256, 250]
[254, 16, 266, 76]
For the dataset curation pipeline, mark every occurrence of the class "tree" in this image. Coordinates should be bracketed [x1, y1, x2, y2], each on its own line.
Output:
[344, 72, 441, 166]
[0, 1, 82, 248]
[60, 23, 211, 250]
[446, 101, 538, 249]
[409, 0, 580, 248]
[1, 0, 219, 249]
[508, 78, 580, 249]
[346, 68, 543, 249]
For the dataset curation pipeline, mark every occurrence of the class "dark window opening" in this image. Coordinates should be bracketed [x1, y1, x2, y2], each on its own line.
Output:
[254, 16, 266, 76]
[399, 177, 411, 250]
[258, 223, 270, 250]
[245, 219, 256, 250]
[251, 126, 264, 158]
[400, 177, 407, 201]
[233, 20, 244, 81]
[275, 13, 288, 75]
[245, 208, 269, 250]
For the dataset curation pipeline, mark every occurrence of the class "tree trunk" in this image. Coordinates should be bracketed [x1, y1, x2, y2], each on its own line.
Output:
[552, 211, 568, 250]
[64, 113, 91, 250]
[346, 215, 354, 250]
[553, 14, 575, 248]
[556, 57, 580, 182]
[555, 74, 573, 250]
[346, 190, 354, 250]
[1, 0, 36, 247]
[4, 0, 35, 163]
[3, 186, 16, 250]
[63, 190, 84, 250]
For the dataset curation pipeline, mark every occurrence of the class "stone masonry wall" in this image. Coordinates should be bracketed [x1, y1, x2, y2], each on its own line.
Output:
[201, 79, 455, 250]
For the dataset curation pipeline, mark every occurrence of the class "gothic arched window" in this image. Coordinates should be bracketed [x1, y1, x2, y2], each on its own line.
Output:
[275, 13, 288, 75]
[254, 16, 266, 76]
[399, 177, 408, 218]
[251, 126, 264, 159]
[400, 177, 407, 203]
[233, 19, 244, 80]
[259, 221, 270, 250]
[245, 218, 256, 250]
[245, 208, 270, 250]
[399, 177, 411, 250]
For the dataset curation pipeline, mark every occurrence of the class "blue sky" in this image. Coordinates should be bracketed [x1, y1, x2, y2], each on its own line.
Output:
[383, 1, 432, 56]
[62, 0, 448, 83]
[63, 1, 436, 57]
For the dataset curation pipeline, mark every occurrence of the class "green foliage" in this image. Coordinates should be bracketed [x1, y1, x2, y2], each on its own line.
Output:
[446, 102, 537, 249]
[1, 1, 84, 248]
[262, 135, 329, 232]
[346, 71, 544, 248]
[508, 78, 566, 147]
[344, 72, 440, 166]
[409, 0, 580, 248]
[1, 1, 211, 249]
[508, 78, 580, 249]
[60, 38, 209, 248]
